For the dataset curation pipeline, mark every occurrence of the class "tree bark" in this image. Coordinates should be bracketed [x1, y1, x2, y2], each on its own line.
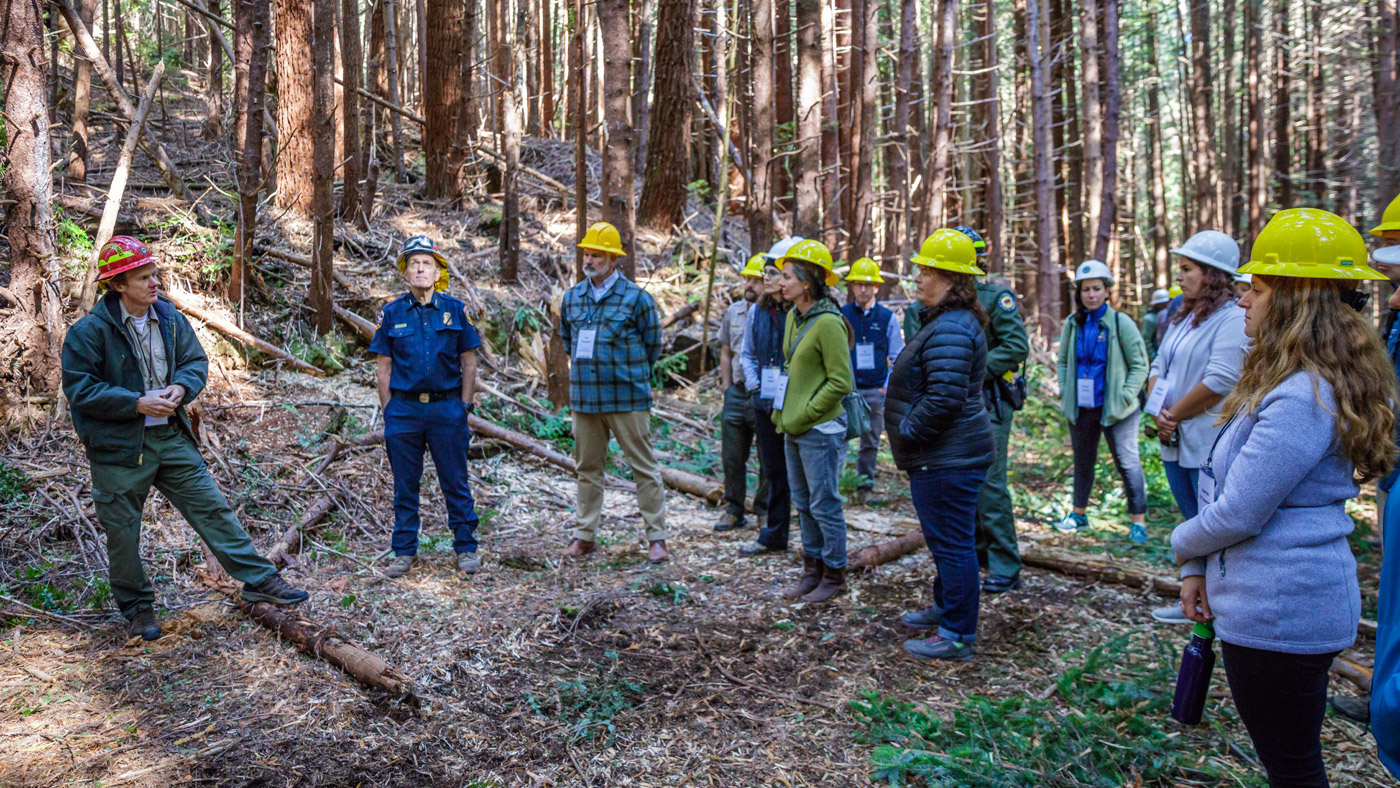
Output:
[572, 0, 588, 257]
[1145, 6, 1170, 287]
[1080, 0, 1103, 253]
[382, 0, 408, 182]
[1092, 0, 1119, 261]
[792, 0, 821, 236]
[232, 0, 269, 306]
[274, 0, 316, 215]
[881, 0, 917, 273]
[818, 0, 841, 250]
[747, 0, 775, 253]
[1245, 0, 1266, 248]
[423, 0, 465, 199]
[1221, 0, 1240, 230]
[541, 0, 556, 134]
[846, 0, 876, 257]
[632, 0, 654, 171]
[496, 0, 522, 282]
[1271, 0, 1291, 209]
[311, 0, 337, 334]
[1187, 0, 1217, 230]
[1304, 0, 1324, 206]
[773, 0, 794, 210]
[637, 0, 696, 230]
[599, 0, 638, 276]
[68, 0, 98, 182]
[927, 0, 955, 230]
[1376, 0, 1399, 205]
[1028, 0, 1060, 334]
[202, 0, 224, 140]
[339, 0, 364, 220]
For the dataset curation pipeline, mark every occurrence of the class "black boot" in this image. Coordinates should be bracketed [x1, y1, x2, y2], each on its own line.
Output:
[129, 608, 161, 641]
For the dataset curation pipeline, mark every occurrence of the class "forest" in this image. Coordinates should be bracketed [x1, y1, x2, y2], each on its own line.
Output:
[0, 0, 1397, 782]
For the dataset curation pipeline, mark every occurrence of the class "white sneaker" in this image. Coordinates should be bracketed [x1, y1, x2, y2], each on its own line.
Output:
[1151, 604, 1191, 624]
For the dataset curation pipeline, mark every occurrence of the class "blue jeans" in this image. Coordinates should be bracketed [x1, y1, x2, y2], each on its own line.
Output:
[784, 427, 849, 568]
[1163, 460, 1199, 520]
[384, 397, 479, 555]
[909, 466, 987, 644]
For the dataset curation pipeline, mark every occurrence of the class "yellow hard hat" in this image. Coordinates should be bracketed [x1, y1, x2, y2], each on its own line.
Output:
[911, 230, 986, 276]
[1168, 284, 1182, 298]
[577, 222, 625, 256]
[782, 239, 840, 286]
[1372, 193, 1400, 237]
[1238, 208, 1386, 281]
[844, 257, 884, 284]
[740, 254, 766, 278]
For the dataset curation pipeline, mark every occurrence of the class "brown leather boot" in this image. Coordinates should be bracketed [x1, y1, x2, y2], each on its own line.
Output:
[802, 565, 847, 603]
[564, 538, 595, 560]
[647, 540, 670, 564]
[783, 554, 823, 599]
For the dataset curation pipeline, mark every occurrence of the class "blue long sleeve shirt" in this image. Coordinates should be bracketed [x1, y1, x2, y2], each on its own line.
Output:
[1074, 304, 1109, 409]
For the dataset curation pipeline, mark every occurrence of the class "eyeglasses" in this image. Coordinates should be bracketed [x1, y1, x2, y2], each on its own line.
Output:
[763, 270, 782, 279]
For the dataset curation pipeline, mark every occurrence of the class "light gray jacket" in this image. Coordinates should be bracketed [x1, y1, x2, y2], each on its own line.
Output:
[1172, 372, 1361, 655]
[1148, 302, 1247, 467]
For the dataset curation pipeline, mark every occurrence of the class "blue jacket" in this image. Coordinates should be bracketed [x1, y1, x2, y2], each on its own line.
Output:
[841, 301, 894, 390]
[1375, 486, 1400, 779]
[559, 275, 662, 413]
[369, 292, 482, 393]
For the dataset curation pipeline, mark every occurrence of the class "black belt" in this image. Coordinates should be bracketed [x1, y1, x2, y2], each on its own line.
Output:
[391, 388, 461, 403]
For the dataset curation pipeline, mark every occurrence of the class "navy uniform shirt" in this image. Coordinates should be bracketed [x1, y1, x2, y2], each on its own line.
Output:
[369, 292, 482, 393]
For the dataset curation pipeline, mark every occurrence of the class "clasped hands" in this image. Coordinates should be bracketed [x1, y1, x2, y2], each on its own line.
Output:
[136, 385, 186, 418]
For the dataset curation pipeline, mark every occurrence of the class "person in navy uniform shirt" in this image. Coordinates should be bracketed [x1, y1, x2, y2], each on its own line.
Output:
[840, 257, 904, 504]
[369, 236, 484, 578]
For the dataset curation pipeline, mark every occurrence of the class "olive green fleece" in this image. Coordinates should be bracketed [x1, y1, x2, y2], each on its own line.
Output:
[772, 298, 854, 435]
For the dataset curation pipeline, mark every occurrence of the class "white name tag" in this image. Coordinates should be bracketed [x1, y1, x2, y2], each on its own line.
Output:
[1077, 377, 1096, 404]
[145, 388, 169, 426]
[855, 343, 876, 370]
[761, 367, 781, 399]
[574, 328, 597, 359]
[773, 373, 790, 405]
[1197, 469, 1217, 513]
[1144, 379, 1171, 416]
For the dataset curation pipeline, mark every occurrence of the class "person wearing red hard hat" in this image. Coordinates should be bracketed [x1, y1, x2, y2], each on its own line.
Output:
[61, 236, 308, 643]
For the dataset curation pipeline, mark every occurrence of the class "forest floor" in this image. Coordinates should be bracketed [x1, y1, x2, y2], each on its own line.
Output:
[0, 66, 1391, 788]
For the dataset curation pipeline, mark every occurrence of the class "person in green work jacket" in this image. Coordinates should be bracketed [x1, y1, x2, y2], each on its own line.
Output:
[61, 237, 309, 643]
[954, 226, 1031, 594]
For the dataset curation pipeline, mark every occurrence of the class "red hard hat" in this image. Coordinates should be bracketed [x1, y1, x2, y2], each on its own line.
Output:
[96, 236, 154, 281]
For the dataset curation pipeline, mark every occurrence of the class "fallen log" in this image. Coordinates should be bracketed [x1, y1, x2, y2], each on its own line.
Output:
[660, 300, 703, 329]
[850, 530, 925, 570]
[163, 290, 325, 376]
[334, 304, 377, 342]
[1332, 656, 1373, 693]
[264, 492, 339, 567]
[256, 246, 357, 290]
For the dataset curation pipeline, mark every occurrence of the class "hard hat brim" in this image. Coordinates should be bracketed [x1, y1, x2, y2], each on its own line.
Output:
[97, 257, 156, 281]
[1236, 260, 1388, 281]
[1170, 247, 1237, 274]
[1372, 222, 1400, 237]
[844, 274, 885, 284]
[576, 241, 625, 256]
[1373, 246, 1400, 266]
[911, 257, 986, 276]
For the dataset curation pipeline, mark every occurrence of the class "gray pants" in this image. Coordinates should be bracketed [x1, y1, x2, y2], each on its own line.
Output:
[854, 387, 886, 490]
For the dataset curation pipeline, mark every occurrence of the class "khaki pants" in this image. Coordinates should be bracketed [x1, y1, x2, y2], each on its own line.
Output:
[572, 410, 667, 542]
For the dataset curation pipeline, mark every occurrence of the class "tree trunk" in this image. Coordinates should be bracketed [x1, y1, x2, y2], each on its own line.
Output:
[793, 0, 821, 236]
[1092, 0, 1119, 261]
[846, 0, 876, 257]
[882, 0, 916, 272]
[1187, 0, 1217, 230]
[423, 0, 465, 199]
[599, 0, 637, 275]
[632, 0, 654, 171]
[1376, 0, 1399, 205]
[383, 0, 408, 182]
[572, 0, 588, 256]
[415, 0, 427, 112]
[637, 0, 696, 230]
[232, 0, 269, 307]
[1080, 0, 1103, 254]
[495, 0, 522, 282]
[1145, 6, 1170, 286]
[927, 0, 955, 231]
[818, 0, 841, 249]
[311, 0, 337, 334]
[541, 0, 555, 133]
[773, 0, 794, 210]
[201, 0, 225, 140]
[748, 0, 776, 253]
[1304, 0, 1324, 206]
[1245, 0, 1266, 248]
[274, 0, 317, 215]
[1221, 0, 1239, 231]
[976, 0, 1004, 273]
[1028, 0, 1060, 335]
[339, 0, 364, 220]
[1053, 0, 1080, 270]
[1271, 0, 1291, 209]
[1, 0, 64, 408]
[69, 0, 98, 182]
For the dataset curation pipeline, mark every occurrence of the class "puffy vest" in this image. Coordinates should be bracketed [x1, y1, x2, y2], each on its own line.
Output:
[751, 303, 787, 408]
[842, 301, 893, 390]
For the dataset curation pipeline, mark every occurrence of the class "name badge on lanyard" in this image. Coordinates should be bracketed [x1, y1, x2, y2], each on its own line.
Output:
[1144, 379, 1171, 416]
[773, 372, 790, 404]
[575, 328, 597, 359]
[855, 343, 876, 370]
[1077, 377, 1096, 404]
[1197, 467, 1217, 513]
[760, 367, 781, 399]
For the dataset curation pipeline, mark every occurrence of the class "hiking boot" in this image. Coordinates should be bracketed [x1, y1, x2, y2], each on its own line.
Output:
[647, 540, 670, 564]
[242, 573, 310, 605]
[129, 608, 161, 641]
[802, 565, 847, 603]
[740, 539, 784, 556]
[1129, 523, 1148, 544]
[714, 512, 743, 532]
[1151, 604, 1191, 624]
[1055, 512, 1090, 533]
[982, 573, 1022, 594]
[457, 552, 482, 574]
[901, 606, 941, 629]
[904, 635, 974, 662]
[385, 554, 416, 578]
[1330, 695, 1371, 724]
[783, 554, 823, 599]
[564, 539, 595, 560]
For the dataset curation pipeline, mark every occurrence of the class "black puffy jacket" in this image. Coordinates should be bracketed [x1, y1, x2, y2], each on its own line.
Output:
[884, 306, 995, 471]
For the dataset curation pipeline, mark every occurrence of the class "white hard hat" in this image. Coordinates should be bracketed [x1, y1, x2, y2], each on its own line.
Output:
[763, 236, 806, 262]
[1234, 272, 1253, 284]
[1171, 230, 1240, 274]
[1150, 288, 1170, 305]
[1374, 245, 1400, 266]
[1073, 259, 1114, 285]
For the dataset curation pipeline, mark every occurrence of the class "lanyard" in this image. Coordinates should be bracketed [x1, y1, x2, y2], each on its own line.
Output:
[1158, 318, 1199, 375]
[1204, 408, 1243, 471]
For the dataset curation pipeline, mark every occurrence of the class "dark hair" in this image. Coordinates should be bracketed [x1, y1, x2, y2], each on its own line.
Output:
[1172, 263, 1236, 327]
[1072, 278, 1113, 326]
[789, 260, 831, 303]
[922, 269, 988, 328]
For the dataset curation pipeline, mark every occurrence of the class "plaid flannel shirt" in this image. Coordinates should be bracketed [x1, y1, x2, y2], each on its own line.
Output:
[560, 275, 662, 413]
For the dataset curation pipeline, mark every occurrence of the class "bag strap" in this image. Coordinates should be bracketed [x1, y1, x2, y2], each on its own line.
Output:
[784, 311, 832, 370]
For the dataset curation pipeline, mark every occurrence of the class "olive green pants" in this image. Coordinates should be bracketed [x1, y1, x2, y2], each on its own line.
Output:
[88, 425, 276, 619]
[974, 402, 1021, 578]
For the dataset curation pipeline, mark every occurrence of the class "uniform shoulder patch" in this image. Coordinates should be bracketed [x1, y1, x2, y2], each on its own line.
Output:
[998, 293, 1017, 313]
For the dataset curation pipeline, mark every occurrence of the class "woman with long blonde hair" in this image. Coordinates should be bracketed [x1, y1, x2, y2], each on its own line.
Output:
[1171, 209, 1396, 788]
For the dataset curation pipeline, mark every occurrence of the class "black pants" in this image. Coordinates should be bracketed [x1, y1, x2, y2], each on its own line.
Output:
[752, 402, 792, 549]
[1222, 641, 1339, 788]
[1067, 406, 1147, 515]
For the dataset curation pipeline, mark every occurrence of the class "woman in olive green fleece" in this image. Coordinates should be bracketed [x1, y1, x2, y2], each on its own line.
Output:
[772, 240, 855, 603]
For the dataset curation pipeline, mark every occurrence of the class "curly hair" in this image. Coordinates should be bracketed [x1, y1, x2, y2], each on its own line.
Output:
[1220, 274, 1397, 482]
[921, 269, 988, 328]
[1172, 264, 1236, 327]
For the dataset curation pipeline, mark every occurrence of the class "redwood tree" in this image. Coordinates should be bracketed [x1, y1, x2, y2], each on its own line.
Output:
[424, 0, 465, 200]
[339, 0, 364, 220]
[274, 0, 316, 214]
[311, 0, 337, 333]
[793, 0, 821, 236]
[68, 0, 97, 181]
[638, 0, 697, 230]
[747, 0, 776, 252]
[232, 0, 270, 305]
[599, 0, 637, 274]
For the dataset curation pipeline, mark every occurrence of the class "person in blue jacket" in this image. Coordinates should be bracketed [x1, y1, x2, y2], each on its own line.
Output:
[1369, 200, 1400, 778]
[370, 236, 484, 579]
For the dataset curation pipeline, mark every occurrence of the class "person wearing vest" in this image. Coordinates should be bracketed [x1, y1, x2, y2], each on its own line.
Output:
[948, 226, 1032, 595]
[370, 236, 485, 579]
[715, 255, 771, 533]
[62, 237, 309, 643]
[840, 257, 904, 505]
[738, 237, 803, 556]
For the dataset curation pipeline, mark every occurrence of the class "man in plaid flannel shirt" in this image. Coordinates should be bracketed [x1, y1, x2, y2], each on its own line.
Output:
[560, 222, 670, 563]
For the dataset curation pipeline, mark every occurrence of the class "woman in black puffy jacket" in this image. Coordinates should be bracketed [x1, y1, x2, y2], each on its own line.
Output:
[885, 229, 995, 662]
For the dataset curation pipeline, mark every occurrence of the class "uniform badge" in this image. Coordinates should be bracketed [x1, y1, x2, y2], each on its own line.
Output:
[443, 312, 453, 326]
[998, 293, 1017, 313]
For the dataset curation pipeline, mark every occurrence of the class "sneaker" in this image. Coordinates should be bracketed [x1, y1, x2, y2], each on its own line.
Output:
[904, 635, 974, 662]
[1129, 523, 1148, 544]
[714, 512, 743, 532]
[1054, 512, 1090, 533]
[901, 606, 942, 629]
[739, 540, 784, 556]
[385, 554, 416, 578]
[982, 574, 1022, 594]
[457, 552, 481, 574]
[1151, 604, 1191, 624]
[129, 608, 161, 641]
[241, 573, 310, 605]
